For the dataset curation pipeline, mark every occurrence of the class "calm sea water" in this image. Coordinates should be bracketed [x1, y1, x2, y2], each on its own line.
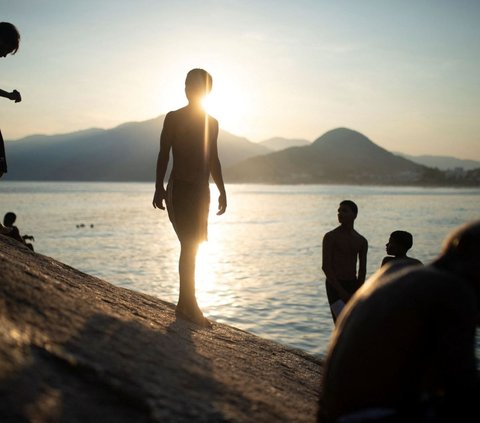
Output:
[1, 181, 479, 358]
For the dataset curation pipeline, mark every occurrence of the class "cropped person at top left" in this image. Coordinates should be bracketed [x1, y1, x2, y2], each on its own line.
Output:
[0, 21, 21, 181]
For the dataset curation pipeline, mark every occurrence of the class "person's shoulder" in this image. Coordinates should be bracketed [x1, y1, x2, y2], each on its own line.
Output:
[323, 227, 340, 239]
[354, 230, 368, 244]
[165, 109, 183, 120]
[207, 114, 218, 126]
[164, 109, 187, 129]
[381, 256, 394, 266]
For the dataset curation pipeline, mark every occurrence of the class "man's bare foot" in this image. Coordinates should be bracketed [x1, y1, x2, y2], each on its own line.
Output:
[175, 305, 212, 328]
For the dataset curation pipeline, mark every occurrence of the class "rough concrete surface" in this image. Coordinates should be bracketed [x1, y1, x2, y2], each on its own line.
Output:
[0, 235, 322, 422]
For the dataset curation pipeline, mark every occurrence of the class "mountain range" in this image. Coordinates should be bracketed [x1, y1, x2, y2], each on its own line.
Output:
[4, 116, 269, 181]
[3, 116, 479, 186]
[225, 128, 430, 184]
[259, 137, 310, 151]
[394, 153, 480, 171]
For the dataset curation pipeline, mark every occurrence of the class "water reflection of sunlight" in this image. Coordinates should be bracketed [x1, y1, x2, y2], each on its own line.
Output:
[195, 241, 219, 312]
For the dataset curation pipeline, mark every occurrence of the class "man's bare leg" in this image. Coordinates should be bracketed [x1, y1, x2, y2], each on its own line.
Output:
[176, 241, 211, 327]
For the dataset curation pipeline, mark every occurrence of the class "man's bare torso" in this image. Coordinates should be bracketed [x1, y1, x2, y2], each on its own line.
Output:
[166, 107, 218, 184]
[326, 226, 367, 280]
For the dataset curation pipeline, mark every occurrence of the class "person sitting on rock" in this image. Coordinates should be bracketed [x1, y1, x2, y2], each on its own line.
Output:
[3, 212, 34, 251]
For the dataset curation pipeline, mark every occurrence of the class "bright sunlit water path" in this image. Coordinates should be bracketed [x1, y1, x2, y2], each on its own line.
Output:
[1, 182, 479, 358]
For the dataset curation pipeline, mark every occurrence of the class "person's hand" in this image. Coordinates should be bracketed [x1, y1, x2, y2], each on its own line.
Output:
[10, 90, 21, 103]
[217, 192, 227, 215]
[152, 187, 167, 210]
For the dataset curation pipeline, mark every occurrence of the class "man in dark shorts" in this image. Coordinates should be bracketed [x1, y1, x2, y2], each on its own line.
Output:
[318, 220, 480, 423]
[322, 200, 368, 324]
[0, 22, 22, 179]
[153, 68, 227, 327]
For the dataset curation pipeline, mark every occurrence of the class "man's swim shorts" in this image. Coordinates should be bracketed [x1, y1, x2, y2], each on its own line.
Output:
[166, 179, 210, 243]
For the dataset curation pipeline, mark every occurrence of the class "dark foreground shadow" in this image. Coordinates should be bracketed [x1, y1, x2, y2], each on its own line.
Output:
[0, 313, 241, 422]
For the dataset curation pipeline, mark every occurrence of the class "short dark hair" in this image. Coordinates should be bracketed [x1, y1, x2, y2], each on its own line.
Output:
[340, 200, 358, 217]
[185, 68, 213, 93]
[0, 22, 20, 54]
[390, 230, 413, 250]
[3, 211, 16, 226]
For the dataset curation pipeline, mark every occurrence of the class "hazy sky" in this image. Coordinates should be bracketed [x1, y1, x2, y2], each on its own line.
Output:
[1, 0, 480, 159]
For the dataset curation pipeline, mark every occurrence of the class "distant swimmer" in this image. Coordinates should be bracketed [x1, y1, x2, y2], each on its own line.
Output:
[322, 200, 368, 324]
[153, 68, 227, 327]
[318, 220, 480, 423]
[0, 22, 21, 179]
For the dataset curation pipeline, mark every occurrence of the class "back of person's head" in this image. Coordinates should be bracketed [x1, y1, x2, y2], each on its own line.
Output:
[3, 211, 16, 226]
[340, 200, 358, 217]
[390, 230, 413, 251]
[185, 68, 212, 99]
[0, 22, 20, 54]
[436, 220, 480, 280]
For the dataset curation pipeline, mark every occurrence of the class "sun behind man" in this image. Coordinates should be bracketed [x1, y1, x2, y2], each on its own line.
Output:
[152, 68, 227, 327]
[322, 200, 368, 324]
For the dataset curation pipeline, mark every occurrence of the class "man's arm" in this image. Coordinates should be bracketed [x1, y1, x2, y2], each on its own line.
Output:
[357, 237, 368, 284]
[152, 113, 173, 210]
[322, 232, 350, 301]
[0, 88, 21, 102]
[209, 119, 227, 215]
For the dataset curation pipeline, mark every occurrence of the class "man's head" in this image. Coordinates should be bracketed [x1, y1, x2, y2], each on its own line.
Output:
[386, 231, 413, 256]
[0, 22, 20, 57]
[436, 220, 480, 303]
[3, 212, 16, 226]
[185, 68, 212, 103]
[337, 200, 358, 225]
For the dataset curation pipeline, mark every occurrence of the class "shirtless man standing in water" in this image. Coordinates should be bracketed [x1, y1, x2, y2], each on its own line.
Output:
[322, 200, 368, 323]
[153, 68, 227, 327]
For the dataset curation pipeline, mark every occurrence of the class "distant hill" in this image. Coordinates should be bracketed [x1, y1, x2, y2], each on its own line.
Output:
[225, 128, 430, 184]
[4, 116, 269, 181]
[394, 152, 480, 171]
[259, 137, 310, 151]
[5, 122, 478, 186]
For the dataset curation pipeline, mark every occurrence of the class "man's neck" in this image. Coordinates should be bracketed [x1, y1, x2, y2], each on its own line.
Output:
[340, 222, 354, 232]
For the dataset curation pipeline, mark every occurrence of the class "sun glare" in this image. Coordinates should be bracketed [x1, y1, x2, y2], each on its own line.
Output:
[195, 240, 221, 313]
[201, 84, 248, 136]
